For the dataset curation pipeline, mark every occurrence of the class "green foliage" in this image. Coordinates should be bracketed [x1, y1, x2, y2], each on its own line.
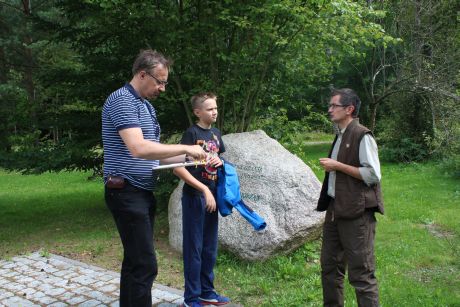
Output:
[154, 170, 180, 212]
[252, 108, 307, 143]
[1, 138, 103, 175]
[439, 154, 460, 179]
[380, 138, 429, 163]
[0, 0, 98, 173]
[377, 91, 435, 162]
[329, 0, 459, 164]
[251, 107, 330, 145]
[2, 0, 457, 173]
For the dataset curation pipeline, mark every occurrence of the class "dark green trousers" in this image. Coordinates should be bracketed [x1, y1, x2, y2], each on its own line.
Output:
[320, 207, 379, 307]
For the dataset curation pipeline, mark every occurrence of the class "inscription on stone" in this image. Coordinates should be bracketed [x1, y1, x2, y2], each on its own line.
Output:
[236, 164, 263, 173]
[234, 164, 264, 203]
[237, 172, 260, 180]
[240, 192, 262, 203]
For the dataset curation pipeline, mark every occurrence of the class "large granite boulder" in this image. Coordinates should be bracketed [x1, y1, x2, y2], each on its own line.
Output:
[168, 130, 324, 260]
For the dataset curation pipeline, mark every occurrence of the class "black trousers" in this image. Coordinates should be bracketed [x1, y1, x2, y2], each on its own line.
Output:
[105, 182, 157, 307]
[320, 208, 379, 307]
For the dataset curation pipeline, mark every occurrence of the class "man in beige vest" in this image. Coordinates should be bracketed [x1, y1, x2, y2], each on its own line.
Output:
[317, 88, 384, 307]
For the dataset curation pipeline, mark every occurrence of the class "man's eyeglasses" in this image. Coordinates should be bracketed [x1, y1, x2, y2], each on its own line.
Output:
[328, 103, 349, 109]
[145, 71, 168, 87]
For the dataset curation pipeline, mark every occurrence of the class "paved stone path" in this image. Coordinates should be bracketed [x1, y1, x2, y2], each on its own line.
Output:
[0, 252, 184, 306]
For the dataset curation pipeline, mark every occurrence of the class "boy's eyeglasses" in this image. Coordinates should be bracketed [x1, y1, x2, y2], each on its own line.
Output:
[145, 71, 168, 87]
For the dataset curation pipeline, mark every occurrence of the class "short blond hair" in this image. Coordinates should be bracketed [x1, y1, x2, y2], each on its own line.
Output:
[190, 92, 217, 110]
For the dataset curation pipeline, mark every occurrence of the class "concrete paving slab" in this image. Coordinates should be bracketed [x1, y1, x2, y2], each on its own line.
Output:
[0, 252, 184, 306]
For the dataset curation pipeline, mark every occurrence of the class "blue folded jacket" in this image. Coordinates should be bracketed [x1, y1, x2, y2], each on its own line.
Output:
[216, 160, 267, 231]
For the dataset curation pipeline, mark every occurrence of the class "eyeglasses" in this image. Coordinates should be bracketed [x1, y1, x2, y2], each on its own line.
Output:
[328, 103, 349, 109]
[145, 71, 168, 87]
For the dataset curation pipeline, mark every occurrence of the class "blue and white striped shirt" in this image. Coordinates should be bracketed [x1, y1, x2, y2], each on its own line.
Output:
[102, 83, 160, 191]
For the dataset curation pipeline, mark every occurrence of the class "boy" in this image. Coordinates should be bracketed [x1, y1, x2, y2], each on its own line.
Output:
[173, 93, 231, 307]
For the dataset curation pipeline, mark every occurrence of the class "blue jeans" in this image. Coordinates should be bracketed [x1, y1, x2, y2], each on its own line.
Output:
[182, 192, 219, 304]
[105, 182, 157, 307]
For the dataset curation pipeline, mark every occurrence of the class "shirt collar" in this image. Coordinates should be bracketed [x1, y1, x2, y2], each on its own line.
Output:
[336, 118, 359, 136]
[334, 124, 347, 136]
[124, 83, 142, 100]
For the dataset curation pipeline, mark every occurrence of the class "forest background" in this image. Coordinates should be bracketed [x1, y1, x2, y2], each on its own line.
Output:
[1, 1, 459, 305]
[0, 0, 458, 176]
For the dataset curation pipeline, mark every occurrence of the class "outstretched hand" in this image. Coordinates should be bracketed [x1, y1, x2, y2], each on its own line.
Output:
[186, 145, 207, 160]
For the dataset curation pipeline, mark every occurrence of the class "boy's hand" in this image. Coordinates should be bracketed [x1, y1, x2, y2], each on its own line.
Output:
[207, 156, 223, 168]
[203, 188, 217, 212]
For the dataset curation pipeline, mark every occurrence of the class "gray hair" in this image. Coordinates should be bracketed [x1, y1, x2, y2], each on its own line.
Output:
[132, 49, 172, 76]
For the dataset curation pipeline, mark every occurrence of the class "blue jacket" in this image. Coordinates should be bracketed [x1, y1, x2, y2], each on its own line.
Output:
[216, 160, 267, 231]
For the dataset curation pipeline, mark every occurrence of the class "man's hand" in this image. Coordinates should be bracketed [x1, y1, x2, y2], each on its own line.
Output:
[319, 158, 340, 172]
[203, 188, 217, 212]
[319, 157, 363, 180]
[185, 145, 207, 160]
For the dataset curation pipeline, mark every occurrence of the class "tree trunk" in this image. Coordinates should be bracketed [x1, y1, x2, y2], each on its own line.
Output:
[369, 102, 378, 132]
[21, 0, 38, 131]
[173, 76, 193, 126]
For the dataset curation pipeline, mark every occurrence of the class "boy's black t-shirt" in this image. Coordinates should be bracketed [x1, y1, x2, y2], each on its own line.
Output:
[180, 124, 226, 195]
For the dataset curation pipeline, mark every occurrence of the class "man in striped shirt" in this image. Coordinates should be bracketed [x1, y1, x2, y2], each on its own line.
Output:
[102, 49, 206, 307]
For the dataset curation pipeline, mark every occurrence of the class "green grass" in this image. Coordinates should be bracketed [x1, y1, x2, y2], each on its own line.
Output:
[1, 143, 459, 306]
[292, 143, 331, 180]
[0, 169, 180, 276]
[0, 172, 107, 250]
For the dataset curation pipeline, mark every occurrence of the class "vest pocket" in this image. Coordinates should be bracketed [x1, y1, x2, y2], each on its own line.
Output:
[334, 188, 366, 219]
[364, 185, 379, 209]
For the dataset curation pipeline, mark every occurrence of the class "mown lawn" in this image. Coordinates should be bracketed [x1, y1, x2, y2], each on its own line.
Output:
[0, 143, 458, 306]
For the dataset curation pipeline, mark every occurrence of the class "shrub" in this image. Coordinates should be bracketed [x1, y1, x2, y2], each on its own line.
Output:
[251, 107, 330, 144]
[380, 138, 429, 162]
[380, 137, 430, 162]
[439, 154, 460, 179]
